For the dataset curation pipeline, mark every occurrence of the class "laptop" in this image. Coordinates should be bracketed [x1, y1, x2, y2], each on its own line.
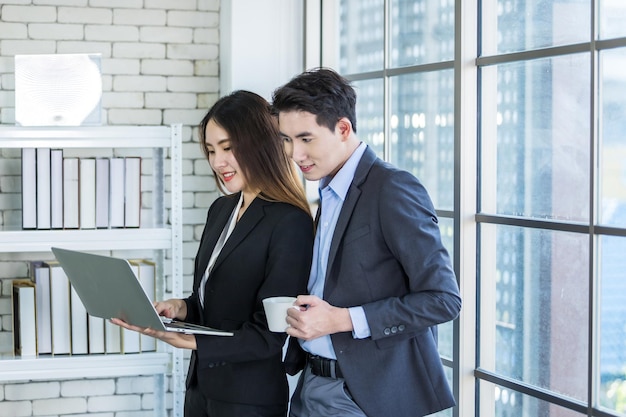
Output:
[51, 247, 233, 336]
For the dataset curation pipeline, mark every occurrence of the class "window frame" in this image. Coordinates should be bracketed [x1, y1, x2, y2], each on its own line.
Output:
[307, 0, 626, 416]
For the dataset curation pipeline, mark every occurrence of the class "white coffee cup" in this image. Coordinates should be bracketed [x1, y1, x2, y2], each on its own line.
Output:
[262, 296, 298, 332]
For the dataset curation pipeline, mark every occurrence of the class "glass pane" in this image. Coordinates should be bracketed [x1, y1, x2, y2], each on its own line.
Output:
[438, 320, 453, 360]
[598, 235, 626, 415]
[335, 0, 385, 73]
[438, 217, 454, 360]
[353, 78, 384, 159]
[439, 217, 454, 262]
[480, 380, 588, 417]
[430, 366, 454, 417]
[389, 71, 454, 210]
[599, 0, 626, 39]
[481, 54, 590, 221]
[481, 0, 590, 55]
[599, 48, 626, 227]
[480, 224, 589, 401]
[390, 0, 454, 67]
[480, 0, 591, 55]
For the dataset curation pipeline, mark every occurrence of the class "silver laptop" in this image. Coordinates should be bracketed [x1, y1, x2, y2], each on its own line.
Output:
[51, 247, 233, 336]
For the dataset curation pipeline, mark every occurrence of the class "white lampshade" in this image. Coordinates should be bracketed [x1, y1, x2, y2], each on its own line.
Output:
[15, 53, 103, 126]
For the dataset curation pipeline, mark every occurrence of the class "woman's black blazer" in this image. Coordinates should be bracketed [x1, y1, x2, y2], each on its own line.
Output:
[183, 193, 314, 406]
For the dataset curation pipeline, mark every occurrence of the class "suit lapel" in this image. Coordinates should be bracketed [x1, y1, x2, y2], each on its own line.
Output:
[210, 197, 266, 274]
[324, 147, 377, 298]
[323, 187, 360, 299]
[196, 194, 239, 280]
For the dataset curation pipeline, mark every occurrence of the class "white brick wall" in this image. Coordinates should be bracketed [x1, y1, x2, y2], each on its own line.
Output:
[0, 377, 157, 416]
[0, 1, 221, 415]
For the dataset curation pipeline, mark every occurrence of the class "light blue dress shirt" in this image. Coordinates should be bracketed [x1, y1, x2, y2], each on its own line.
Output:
[300, 142, 370, 359]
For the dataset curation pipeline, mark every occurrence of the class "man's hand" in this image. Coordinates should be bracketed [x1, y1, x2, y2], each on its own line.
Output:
[285, 295, 353, 340]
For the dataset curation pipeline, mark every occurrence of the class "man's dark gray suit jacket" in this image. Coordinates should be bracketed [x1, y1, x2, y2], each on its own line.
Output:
[285, 146, 462, 417]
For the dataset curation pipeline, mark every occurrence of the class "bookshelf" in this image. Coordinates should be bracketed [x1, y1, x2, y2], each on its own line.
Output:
[0, 124, 184, 417]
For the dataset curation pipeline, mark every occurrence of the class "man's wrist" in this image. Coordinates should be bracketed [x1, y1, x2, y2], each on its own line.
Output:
[338, 307, 354, 333]
[348, 306, 372, 339]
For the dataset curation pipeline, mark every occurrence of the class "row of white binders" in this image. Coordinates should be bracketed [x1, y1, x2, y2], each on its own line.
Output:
[21, 148, 142, 230]
[13, 258, 157, 357]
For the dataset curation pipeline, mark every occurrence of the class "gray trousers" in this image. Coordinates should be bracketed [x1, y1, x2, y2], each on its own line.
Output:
[289, 364, 367, 417]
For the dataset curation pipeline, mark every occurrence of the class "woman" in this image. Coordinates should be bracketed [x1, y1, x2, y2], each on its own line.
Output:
[112, 90, 314, 417]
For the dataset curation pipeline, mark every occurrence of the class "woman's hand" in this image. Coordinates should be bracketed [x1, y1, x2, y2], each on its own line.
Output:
[110, 317, 197, 350]
[154, 298, 188, 320]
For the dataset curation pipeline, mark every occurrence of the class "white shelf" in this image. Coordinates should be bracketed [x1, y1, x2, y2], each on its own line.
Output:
[0, 352, 170, 382]
[0, 123, 183, 417]
[0, 125, 172, 148]
[0, 228, 173, 252]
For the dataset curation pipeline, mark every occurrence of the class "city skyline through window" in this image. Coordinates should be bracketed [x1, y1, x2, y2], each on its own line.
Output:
[319, 0, 626, 416]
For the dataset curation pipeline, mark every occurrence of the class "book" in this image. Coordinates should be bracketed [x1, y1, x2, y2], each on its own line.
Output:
[88, 315, 105, 354]
[105, 320, 121, 354]
[63, 157, 80, 229]
[109, 157, 125, 228]
[70, 284, 89, 354]
[12, 279, 37, 357]
[128, 259, 157, 352]
[29, 261, 52, 355]
[79, 158, 96, 229]
[138, 259, 157, 351]
[46, 261, 71, 355]
[50, 149, 64, 229]
[36, 148, 51, 229]
[124, 157, 141, 228]
[95, 157, 110, 228]
[21, 148, 37, 229]
[123, 261, 143, 354]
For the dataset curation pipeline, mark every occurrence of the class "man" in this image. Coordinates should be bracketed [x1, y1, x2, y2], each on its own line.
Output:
[272, 68, 462, 417]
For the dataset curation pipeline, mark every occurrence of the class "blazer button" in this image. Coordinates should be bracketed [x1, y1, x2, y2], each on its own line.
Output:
[384, 328, 391, 335]
[391, 326, 398, 334]
[399, 324, 405, 332]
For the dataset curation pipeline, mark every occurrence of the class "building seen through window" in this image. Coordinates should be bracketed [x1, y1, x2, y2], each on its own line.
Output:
[322, 0, 626, 416]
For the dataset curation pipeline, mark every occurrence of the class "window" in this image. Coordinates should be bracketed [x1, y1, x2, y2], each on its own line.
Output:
[317, 0, 626, 416]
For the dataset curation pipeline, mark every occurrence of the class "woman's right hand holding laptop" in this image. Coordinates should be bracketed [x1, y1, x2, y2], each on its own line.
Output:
[154, 298, 187, 321]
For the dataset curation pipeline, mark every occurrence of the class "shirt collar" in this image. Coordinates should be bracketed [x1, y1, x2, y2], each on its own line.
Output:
[320, 142, 367, 201]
